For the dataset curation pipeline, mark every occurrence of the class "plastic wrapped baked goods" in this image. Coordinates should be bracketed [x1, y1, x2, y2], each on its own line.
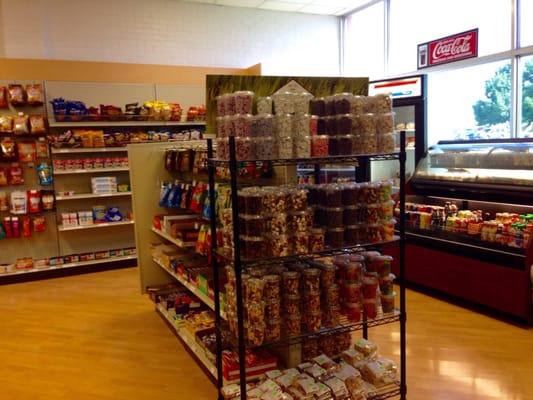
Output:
[341, 348, 366, 366]
[314, 354, 339, 374]
[0, 115, 12, 132]
[294, 135, 311, 158]
[257, 96, 273, 115]
[13, 114, 29, 134]
[353, 338, 378, 357]
[253, 136, 275, 160]
[378, 132, 396, 153]
[26, 84, 44, 106]
[251, 114, 274, 137]
[235, 91, 254, 114]
[277, 136, 293, 159]
[311, 135, 329, 157]
[318, 333, 337, 356]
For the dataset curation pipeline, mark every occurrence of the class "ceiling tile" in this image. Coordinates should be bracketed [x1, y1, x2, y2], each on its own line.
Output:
[184, 0, 216, 3]
[311, 0, 370, 7]
[216, 0, 263, 6]
[259, 0, 306, 12]
[299, 4, 344, 14]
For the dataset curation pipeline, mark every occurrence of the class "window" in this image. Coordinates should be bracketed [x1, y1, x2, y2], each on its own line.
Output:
[344, 1, 385, 79]
[520, 0, 533, 47]
[389, 0, 511, 75]
[427, 60, 512, 145]
[519, 55, 533, 137]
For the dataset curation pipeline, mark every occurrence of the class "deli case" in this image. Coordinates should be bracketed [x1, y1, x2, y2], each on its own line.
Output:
[396, 139, 533, 322]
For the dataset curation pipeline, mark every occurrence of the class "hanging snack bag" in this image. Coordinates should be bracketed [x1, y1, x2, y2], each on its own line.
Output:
[27, 190, 42, 213]
[37, 162, 53, 185]
[1, 139, 17, 161]
[159, 183, 172, 207]
[0, 220, 6, 240]
[33, 215, 46, 233]
[36, 140, 49, 158]
[13, 113, 30, 135]
[0, 191, 7, 211]
[0, 169, 7, 186]
[17, 141, 36, 163]
[0, 115, 12, 132]
[10, 191, 27, 214]
[41, 191, 55, 210]
[11, 217, 21, 237]
[0, 86, 8, 108]
[8, 84, 25, 105]
[25, 84, 44, 106]
[8, 164, 24, 185]
[22, 216, 32, 238]
[4, 217, 13, 238]
[189, 183, 207, 213]
[29, 115, 46, 134]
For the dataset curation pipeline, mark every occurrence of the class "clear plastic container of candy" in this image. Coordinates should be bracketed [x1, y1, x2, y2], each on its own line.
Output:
[288, 188, 308, 211]
[309, 115, 318, 135]
[341, 183, 359, 206]
[284, 314, 302, 338]
[336, 114, 353, 135]
[311, 135, 329, 157]
[324, 207, 344, 228]
[370, 255, 393, 277]
[267, 233, 291, 257]
[234, 114, 253, 137]
[235, 137, 253, 160]
[314, 206, 325, 226]
[325, 96, 336, 116]
[235, 91, 254, 114]
[324, 185, 342, 207]
[350, 95, 365, 115]
[381, 218, 396, 241]
[245, 301, 266, 324]
[344, 261, 363, 281]
[363, 298, 378, 319]
[357, 133, 378, 154]
[265, 213, 288, 235]
[253, 136, 275, 160]
[216, 95, 226, 116]
[343, 282, 362, 303]
[241, 235, 265, 260]
[274, 114, 293, 137]
[325, 227, 344, 248]
[366, 223, 383, 243]
[322, 305, 341, 329]
[294, 93, 313, 114]
[309, 228, 325, 253]
[303, 268, 321, 293]
[290, 232, 310, 255]
[304, 310, 322, 333]
[378, 180, 393, 202]
[277, 136, 294, 159]
[338, 134, 355, 155]
[246, 278, 265, 303]
[283, 293, 301, 315]
[247, 321, 266, 346]
[251, 114, 274, 137]
[223, 115, 235, 137]
[379, 200, 395, 219]
[344, 224, 359, 246]
[294, 135, 311, 158]
[264, 274, 280, 297]
[359, 113, 376, 135]
[257, 96, 273, 115]
[243, 190, 263, 214]
[265, 318, 281, 342]
[265, 299, 281, 320]
[317, 117, 327, 135]
[381, 292, 396, 313]
[379, 273, 395, 295]
[216, 116, 227, 137]
[335, 93, 353, 114]
[282, 270, 300, 296]
[343, 206, 358, 225]
[323, 283, 340, 307]
[288, 210, 312, 232]
[302, 337, 320, 361]
[363, 204, 381, 224]
[373, 94, 393, 113]
[310, 98, 326, 117]
[262, 187, 288, 213]
[361, 182, 380, 204]
[335, 331, 352, 354]
[215, 137, 229, 160]
[273, 91, 294, 114]
[325, 116, 338, 136]
[345, 302, 362, 322]
[378, 132, 396, 154]
[362, 276, 379, 299]
[320, 264, 336, 288]
[238, 214, 265, 236]
[376, 112, 394, 134]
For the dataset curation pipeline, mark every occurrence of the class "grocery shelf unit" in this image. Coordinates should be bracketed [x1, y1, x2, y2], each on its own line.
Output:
[206, 133, 408, 400]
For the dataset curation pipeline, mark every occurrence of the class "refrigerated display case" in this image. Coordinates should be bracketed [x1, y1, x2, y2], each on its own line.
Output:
[394, 139, 533, 323]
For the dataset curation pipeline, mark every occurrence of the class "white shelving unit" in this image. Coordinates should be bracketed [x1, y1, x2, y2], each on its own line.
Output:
[55, 192, 132, 201]
[49, 120, 206, 128]
[58, 220, 135, 232]
[0, 255, 137, 277]
[153, 258, 226, 319]
[54, 167, 130, 175]
[151, 227, 197, 248]
[51, 147, 128, 154]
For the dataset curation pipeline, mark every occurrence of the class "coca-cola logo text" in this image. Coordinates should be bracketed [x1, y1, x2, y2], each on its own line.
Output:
[432, 34, 473, 61]
[418, 29, 478, 69]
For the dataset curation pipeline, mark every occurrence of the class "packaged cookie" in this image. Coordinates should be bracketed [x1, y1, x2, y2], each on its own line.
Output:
[26, 84, 44, 106]
[8, 84, 25, 105]
[353, 338, 378, 357]
[0, 115, 12, 132]
[13, 114, 29, 135]
[314, 354, 339, 373]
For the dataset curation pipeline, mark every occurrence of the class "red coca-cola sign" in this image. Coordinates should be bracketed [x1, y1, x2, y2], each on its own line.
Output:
[418, 29, 478, 69]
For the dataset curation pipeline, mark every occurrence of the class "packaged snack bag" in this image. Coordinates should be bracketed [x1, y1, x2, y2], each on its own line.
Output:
[13, 113, 29, 134]
[17, 141, 36, 163]
[1, 139, 17, 161]
[25, 84, 44, 106]
[0, 115, 12, 132]
[8, 84, 25, 105]
[0, 86, 8, 108]
[29, 115, 46, 134]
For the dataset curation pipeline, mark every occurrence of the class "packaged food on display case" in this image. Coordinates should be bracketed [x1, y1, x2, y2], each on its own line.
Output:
[256, 97, 272, 115]
[234, 91, 254, 115]
[311, 135, 328, 157]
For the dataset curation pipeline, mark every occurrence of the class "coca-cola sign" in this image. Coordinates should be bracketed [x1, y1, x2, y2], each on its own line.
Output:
[418, 29, 478, 69]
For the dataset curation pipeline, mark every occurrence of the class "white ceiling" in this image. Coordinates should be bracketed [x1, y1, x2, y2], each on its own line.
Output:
[182, 0, 373, 16]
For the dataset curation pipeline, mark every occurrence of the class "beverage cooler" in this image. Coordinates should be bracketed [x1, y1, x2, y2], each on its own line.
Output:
[392, 139, 533, 323]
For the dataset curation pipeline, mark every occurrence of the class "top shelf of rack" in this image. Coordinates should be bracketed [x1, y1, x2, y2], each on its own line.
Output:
[51, 147, 128, 154]
[48, 120, 206, 128]
[209, 152, 400, 167]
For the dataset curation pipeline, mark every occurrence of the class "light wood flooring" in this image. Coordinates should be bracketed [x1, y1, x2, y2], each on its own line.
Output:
[0, 268, 532, 400]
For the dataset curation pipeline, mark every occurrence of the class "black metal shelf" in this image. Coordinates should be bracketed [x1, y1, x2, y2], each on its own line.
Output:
[215, 236, 400, 267]
[224, 310, 402, 350]
[209, 152, 400, 167]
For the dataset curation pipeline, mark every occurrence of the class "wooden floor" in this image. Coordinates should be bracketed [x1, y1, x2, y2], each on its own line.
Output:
[0, 268, 532, 400]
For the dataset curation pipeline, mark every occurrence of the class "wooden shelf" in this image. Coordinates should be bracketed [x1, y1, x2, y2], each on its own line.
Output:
[49, 120, 206, 128]
[51, 147, 128, 154]
[58, 220, 135, 231]
[151, 227, 197, 248]
[55, 192, 132, 201]
[153, 258, 226, 319]
[54, 167, 130, 175]
[0, 255, 137, 277]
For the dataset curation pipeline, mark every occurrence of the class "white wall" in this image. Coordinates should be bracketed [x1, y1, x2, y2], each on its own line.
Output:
[0, 0, 340, 76]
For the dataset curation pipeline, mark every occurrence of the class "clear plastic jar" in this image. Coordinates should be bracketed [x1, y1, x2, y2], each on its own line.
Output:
[243, 190, 263, 214]
[362, 275, 379, 299]
[344, 224, 359, 246]
[284, 313, 302, 336]
[265, 212, 288, 235]
[304, 310, 322, 333]
[314, 206, 326, 226]
[310, 98, 326, 117]
[328, 136, 340, 156]
[302, 337, 320, 361]
[277, 136, 293, 159]
[288, 210, 312, 232]
[216, 95, 226, 116]
[267, 233, 291, 257]
[361, 182, 380, 203]
[239, 214, 265, 236]
[379, 273, 395, 295]
[323, 283, 340, 307]
[343, 206, 358, 225]
[216, 116, 227, 137]
[224, 115, 235, 137]
[253, 136, 275, 160]
[322, 305, 341, 329]
[303, 291, 321, 313]
[381, 292, 396, 313]
[293, 114, 311, 136]
[343, 282, 362, 303]
[311, 135, 329, 157]
[309, 116, 318, 135]
[325, 96, 336, 116]
[324, 185, 342, 207]
[366, 223, 383, 243]
[282, 271, 300, 296]
[294, 135, 311, 158]
[370, 255, 393, 277]
[234, 114, 253, 137]
[358, 133, 378, 154]
[336, 114, 353, 135]
[317, 117, 327, 135]
[265, 299, 281, 320]
[262, 187, 288, 213]
[246, 278, 265, 303]
[235, 137, 253, 160]
[283, 293, 301, 315]
[376, 112, 394, 134]
[338, 134, 355, 155]
[363, 298, 378, 319]
[350, 95, 365, 115]
[373, 94, 393, 113]
[288, 188, 308, 211]
[325, 116, 338, 136]
[334, 93, 353, 114]
[290, 232, 310, 254]
[273, 91, 294, 114]
[359, 113, 376, 135]
[251, 114, 274, 137]
[257, 96, 273, 115]
[344, 261, 364, 281]
[241, 235, 265, 259]
[215, 137, 229, 160]
[224, 93, 236, 116]
[264, 275, 280, 299]
[381, 218, 396, 241]
[235, 91, 254, 114]
[247, 321, 266, 346]
[379, 180, 393, 202]
[363, 204, 381, 224]
[274, 114, 293, 137]
[341, 183, 359, 206]
[309, 228, 325, 253]
[378, 132, 396, 154]
[303, 268, 321, 293]
[346, 302, 362, 322]
[326, 228, 344, 248]
[325, 207, 344, 228]
[319, 264, 336, 288]
[294, 93, 313, 114]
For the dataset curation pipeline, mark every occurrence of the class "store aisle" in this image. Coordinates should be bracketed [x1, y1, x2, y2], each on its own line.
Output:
[0, 268, 531, 400]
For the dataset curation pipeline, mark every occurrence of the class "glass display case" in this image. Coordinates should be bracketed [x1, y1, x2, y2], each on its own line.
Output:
[412, 139, 533, 201]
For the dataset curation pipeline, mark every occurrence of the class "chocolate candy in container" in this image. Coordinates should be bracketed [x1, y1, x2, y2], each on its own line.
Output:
[253, 136, 275, 160]
[239, 214, 265, 236]
[243, 189, 263, 214]
[378, 132, 396, 154]
[304, 310, 322, 333]
[325, 207, 344, 228]
[325, 96, 336, 116]
[235, 137, 253, 160]
[284, 313, 302, 337]
[294, 93, 313, 114]
[343, 206, 358, 225]
[288, 209, 312, 231]
[325, 227, 344, 249]
[294, 135, 311, 158]
[265, 318, 281, 342]
[234, 91, 254, 114]
[344, 224, 359, 246]
[224, 93, 236, 115]
[317, 117, 327, 135]
[309, 228, 325, 252]
[324, 184, 342, 207]
[325, 116, 338, 136]
[267, 233, 291, 257]
[338, 134, 355, 155]
[350, 95, 365, 115]
[341, 183, 359, 206]
[216, 95, 226, 116]
[257, 96, 273, 115]
[379, 273, 395, 295]
[376, 112, 394, 134]
[335, 93, 353, 114]
[381, 292, 396, 313]
[233, 114, 253, 137]
[373, 94, 393, 113]
[265, 212, 288, 235]
[311, 135, 329, 157]
[290, 232, 310, 255]
[241, 235, 265, 260]
[282, 270, 300, 296]
[302, 337, 320, 361]
[303, 268, 321, 293]
[251, 114, 274, 137]
[277, 136, 293, 159]
[336, 114, 353, 135]
[215, 137, 229, 160]
[310, 98, 326, 117]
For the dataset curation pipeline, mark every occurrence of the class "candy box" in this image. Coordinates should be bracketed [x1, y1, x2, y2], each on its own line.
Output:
[95, 250, 111, 260]
[222, 349, 278, 382]
[63, 254, 80, 264]
[33, 258, 49, 269]
[79, 252, 96, 262]
[49, 256, 64, 267]
[109, 248, 125, 258]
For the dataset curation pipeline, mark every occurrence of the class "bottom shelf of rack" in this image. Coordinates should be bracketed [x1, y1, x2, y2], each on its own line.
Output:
[367, 382, 401, 400]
